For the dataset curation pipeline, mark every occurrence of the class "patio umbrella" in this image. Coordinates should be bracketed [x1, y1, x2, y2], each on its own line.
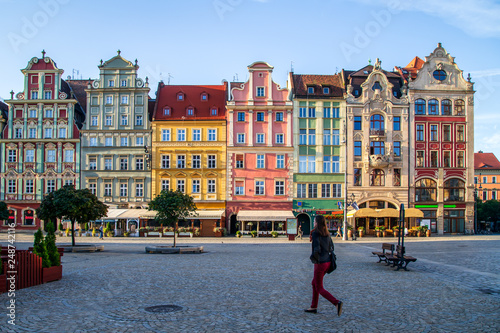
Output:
[354, 208, 378, 218]
[405, 208, 424, 218]
[375, 208, 399, 218]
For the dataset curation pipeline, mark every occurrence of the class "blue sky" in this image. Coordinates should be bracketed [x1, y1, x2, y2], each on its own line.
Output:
[1, 0, 499, 157]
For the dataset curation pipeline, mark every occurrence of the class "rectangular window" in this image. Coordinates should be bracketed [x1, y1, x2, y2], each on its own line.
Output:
[299, 107, 307, 118]
[276, 134, 284, 144]
[59, 128, 66, 138]
[31, 91, 38, 100]
[354, 116, 362, 130]
[354, 168, 361, 186]
[136, 158, 144, 170]
[308, 156, 315, 173]
[430, 125, 438, 141]
[297, 184, 306, 198]
[457, 151, 465, 168]
[90, 137, 97, 146]
[135, 115, 143, 126]
[161, 180, 170, 192]
[192, 155, 201, 169]
[26, 149, 35, 162]
[235, 181, 244, 195]
[256, 133, 265, 144]
[15, 128, 22, 139]
[120, 158, 128, 170]
[332, 184, 342, 197]
[430, 151, 438, 167]
[256, 87, 265, 97]
[104, 158, 112, 170]
[308, 107, 315, 118]
[207, 155, 216, 168]
[443, 125, 451, 141]
[308, 184, 317, 198]
[443, 151, 451, 167]
[177, 129, 186, 141]
[457, 125, 465, 142]
[64, 150, 74, 162]
[208, 129, 216, 141]
[275, 181, 284, 195]
[276, 112, 283, 122]
[211, 108, 217, 116]
[161, 129, 171, 141]
[354, 141, 362, 156]
[235, 154, 244, 168]
[45, 109, 53, 118]
[332, 130, 339, 145]
[91, 116, 98, 126]
[46, 180, 55, 193]
[29, 128, 37, 138]
[135, 183, 143, 197]
[106, 96, 113, 104]
[104, 183, 112, 196]
[237, 112, 245, 122]
[177, 180, 185, 193]
[416, 124, 424, 141]
[161, 155, 170, 169]
[193, 129, 201, 141]
[109, 80, 115, 87]
[255, 181, 264, 195]
[120, 183, 127, 197]
[177, 155, 185, 168]
[394, 141, 401, 157]
[8, 150, 16, 163]
[25, 179, 34, 194]
[299, 129, 307, 145]
[237, 133, 245, 143]
[208, 179, 216, 193]
[47, 150, 56, 162]
[332, 156, 339, 173]
[89, 158, 97, 170]
[256, 112, 264, 121]
[323, 129, 331, 145]
[276, 155, 284, 169]
[393, 168, 401, 186]
[121, 95, 129, 104]
[187, 108, 194, 116]
[332, 108, 339, 118]
[493, 177, 497, 184]
[120, 115, 128, 126]
[393, 116, 401, 131]
[416, 151, 424, 167]
[45, 75, 52, 84]
[136, 137, 144, 146]
[105, 137, 113, 146]
[120, 137, 128, 146]
[323, 107, 331, 118]
[308, 129, 316, 145]
[323, 156, 331, 173]
[321, 184, 330, 198]
[192, 179, 200, 193]
[121, 79, 127, 87]
[8, 180, 16, 193]
[89, 183, 97, 195]
[91, 96, 98, 105]
[492, 191, 497, 200]
[257, 155, 265, 168]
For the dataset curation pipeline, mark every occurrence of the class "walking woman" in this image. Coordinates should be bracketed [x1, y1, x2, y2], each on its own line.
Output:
[305, 214, 343, 316]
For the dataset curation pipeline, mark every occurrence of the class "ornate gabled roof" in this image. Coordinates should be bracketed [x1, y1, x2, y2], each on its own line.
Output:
[99, 50, 138, 70]
[21, 51, 61, 73]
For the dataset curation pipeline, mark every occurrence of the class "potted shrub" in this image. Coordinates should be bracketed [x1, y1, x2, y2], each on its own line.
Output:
[379, 226, 387, 237]
[347, 225, 353, 238]
[375, 226, 381, 237]
[271, 231, 278, 238]
[422, 225, 431, 237]
[358, 226, 365, 237]
[250, 230, 257, 238]
[43, 222, 62, 283]
[236, 230, 242, 238]
[416, 226, 424, 237]
[393, 226, 401, 237]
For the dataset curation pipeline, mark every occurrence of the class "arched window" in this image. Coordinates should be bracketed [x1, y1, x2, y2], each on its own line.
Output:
[370, 169, 385, 186]
[454, 99, 465, 115]
[441, 99, 452, 115]
[370, 114, 385, 133]
[444, 178, 465, 202]
[428, 99, 439, 115]
[415, 99, 426, 115]
[415, 179, 437, 202]
[372, 81, 382, 91]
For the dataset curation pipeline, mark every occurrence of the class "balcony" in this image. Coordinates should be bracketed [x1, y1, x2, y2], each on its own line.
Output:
[369, 129, 386, 137]
[369, 154, 390, 167]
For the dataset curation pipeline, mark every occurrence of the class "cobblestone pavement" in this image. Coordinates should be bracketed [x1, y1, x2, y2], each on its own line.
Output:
[1, 234, 499, 332]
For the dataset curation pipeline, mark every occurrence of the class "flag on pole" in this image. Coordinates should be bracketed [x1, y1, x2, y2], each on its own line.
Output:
[337, 201, 343, 210]
[352, 202, 359, 210]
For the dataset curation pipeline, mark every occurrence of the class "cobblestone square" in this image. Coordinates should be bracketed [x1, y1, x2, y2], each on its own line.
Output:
[1, 235, 499, 332]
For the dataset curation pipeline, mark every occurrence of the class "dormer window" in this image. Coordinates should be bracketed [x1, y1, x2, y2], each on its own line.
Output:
[163, 107, 171, 116]
[323, 87, 330, 94]
[372, 81, 382, 91]
[363, 71, 369, 75]
[187, 107, 194, 116]
[211, 108, 217, 116]
[201, 93, 208, 101]
[177, 92, 184, 101]
[307, 87, 314, 94]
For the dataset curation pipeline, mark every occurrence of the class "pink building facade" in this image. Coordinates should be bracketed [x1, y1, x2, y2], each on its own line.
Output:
[226, 62, 294, 235]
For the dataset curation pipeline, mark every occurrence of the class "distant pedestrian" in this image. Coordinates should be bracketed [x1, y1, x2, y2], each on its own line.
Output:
[99, 225, 103, 239]
[305, 214, 343, 316]
[297, 225, 303, 240]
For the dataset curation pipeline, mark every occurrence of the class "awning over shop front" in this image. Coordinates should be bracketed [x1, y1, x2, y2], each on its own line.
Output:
[237, 210, 295, 222]
[116, 209, 151, 219]
[189, 210, 225, 219]
[105, 209, 129, 219]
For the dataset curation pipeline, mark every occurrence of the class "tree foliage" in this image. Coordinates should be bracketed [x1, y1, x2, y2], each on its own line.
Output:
[148, 190, 197, 247]
[477, 199, 500, 224]
[45, 221, 60, 267]
[33, 228, 50, 268]
[36, 185, 108, 246]
[0, 201, 9, 222]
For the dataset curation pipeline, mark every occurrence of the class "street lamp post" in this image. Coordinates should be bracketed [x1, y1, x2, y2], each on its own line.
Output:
[343, 193, 356, 240]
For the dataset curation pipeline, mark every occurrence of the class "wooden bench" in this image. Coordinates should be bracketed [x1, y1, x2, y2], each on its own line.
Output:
[386, 245, 417, 271]
[372, 243, 394, 264]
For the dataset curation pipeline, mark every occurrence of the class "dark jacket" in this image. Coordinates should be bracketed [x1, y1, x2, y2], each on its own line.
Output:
[310, 230, 334, 264]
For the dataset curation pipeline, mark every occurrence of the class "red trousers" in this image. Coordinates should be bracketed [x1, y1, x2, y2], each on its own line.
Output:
[310, 262, 340, 308]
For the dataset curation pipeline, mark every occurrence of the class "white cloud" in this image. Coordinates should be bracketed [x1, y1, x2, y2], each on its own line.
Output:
[469, 69, 500, 78]
[348, 0, 500, 38]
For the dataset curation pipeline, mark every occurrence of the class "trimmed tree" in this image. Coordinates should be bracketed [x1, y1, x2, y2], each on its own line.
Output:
[37, 185, 108, 246]
[33, 228, 50, 268]
[0, 201, 9, 223]
[45, 221, 60, 267]
[148, 189, 197, 248]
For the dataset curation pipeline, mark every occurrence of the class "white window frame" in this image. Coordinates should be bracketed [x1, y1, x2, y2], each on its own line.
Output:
[177, 129, 186, 141]
[135, 115, 143, 126]
[207, 179, 216, 193]
[237, 133, 245, 144]
[192, 129, 201, 141]
[208, 129, 216, 141]
[161, 129, 171, 141]
[256, 87, 265, 97]
[90, 137, 97, 147]
[276, 133, 284, 144]
[276, 155, 285, 169]
[192, 179, 200, 193]
[105, 115, 113, 126]
[256, 155, 265, 169]
[256, 133, 265, 144]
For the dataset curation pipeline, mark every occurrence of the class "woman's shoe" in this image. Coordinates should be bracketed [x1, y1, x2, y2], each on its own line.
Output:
[336, 301, 343, 316]
[304, 308, 317, 314]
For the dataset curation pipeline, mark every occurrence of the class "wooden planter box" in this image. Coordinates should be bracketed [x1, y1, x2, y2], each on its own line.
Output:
[42, 265, 62, 283]
[0, 274, 6, 294]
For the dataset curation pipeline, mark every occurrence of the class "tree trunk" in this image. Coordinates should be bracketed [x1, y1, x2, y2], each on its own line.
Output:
[71, 220, 76, 246]
[173, 224, 177, 248]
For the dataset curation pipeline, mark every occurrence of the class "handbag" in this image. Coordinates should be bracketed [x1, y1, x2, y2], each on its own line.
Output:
[326, 238, 337, 274]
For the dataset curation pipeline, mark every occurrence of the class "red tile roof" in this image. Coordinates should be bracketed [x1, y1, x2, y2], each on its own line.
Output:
[475, 152, 500, 169]
[291, 74, 344, 98]
[153, 82, 228, 121]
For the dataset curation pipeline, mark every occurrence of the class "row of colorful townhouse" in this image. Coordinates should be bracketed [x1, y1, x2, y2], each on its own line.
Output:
[0, 43, 475, 236]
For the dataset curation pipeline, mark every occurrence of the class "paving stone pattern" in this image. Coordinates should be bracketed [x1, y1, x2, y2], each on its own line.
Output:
[1, 235, 499, 332]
